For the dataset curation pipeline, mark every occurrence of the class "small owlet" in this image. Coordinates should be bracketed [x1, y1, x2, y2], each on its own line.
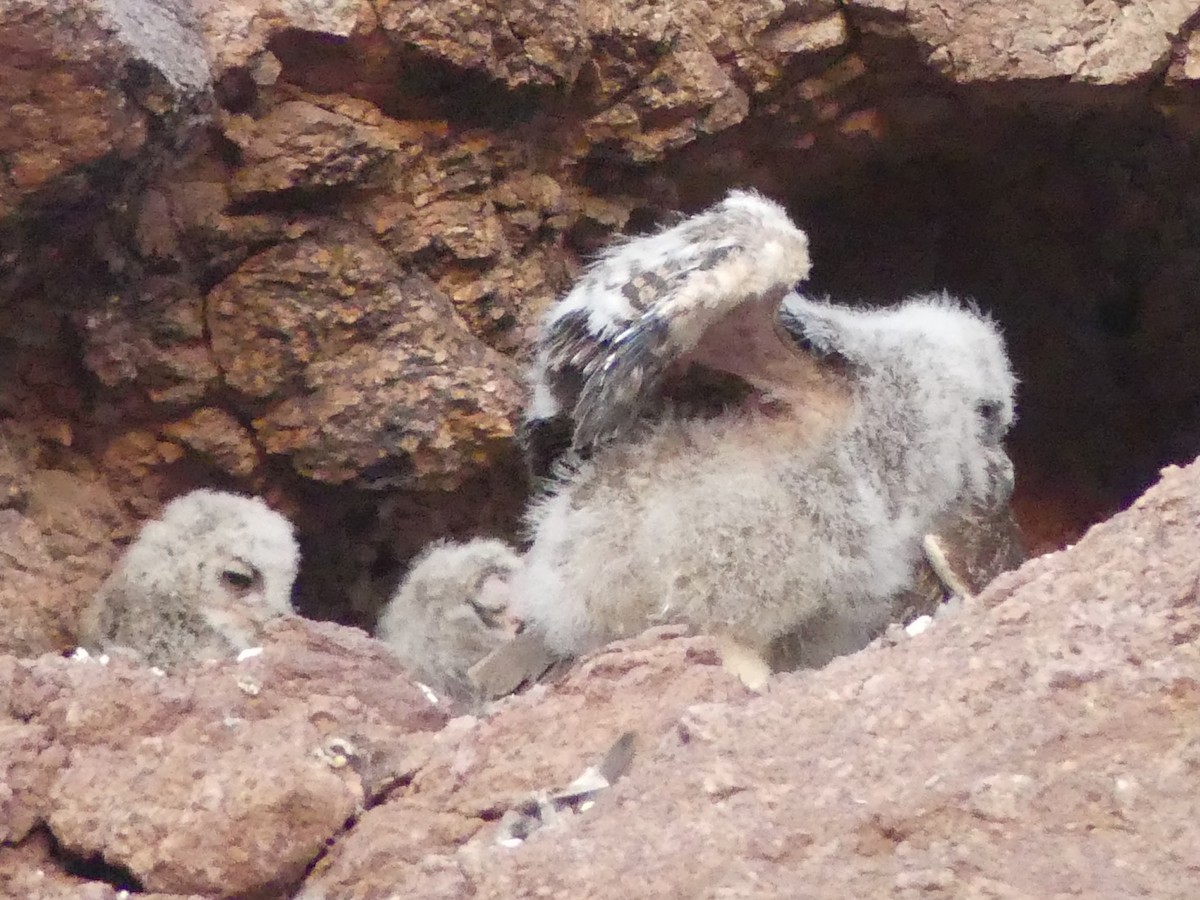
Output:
[512, 189, 1018, 686]
[79, 489, 300, 667]
[375, 538, 522, 703]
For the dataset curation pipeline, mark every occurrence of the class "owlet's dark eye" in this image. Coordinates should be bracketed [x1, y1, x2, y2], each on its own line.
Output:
[220, 565, 258, 593]
[468, 599, 503, 629]
[977, 400, 1002, 425]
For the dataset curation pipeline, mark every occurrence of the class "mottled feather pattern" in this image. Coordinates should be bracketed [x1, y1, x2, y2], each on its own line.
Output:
[73, 179, 1023, 703]
[365, 189, 1021, 699]
[522, 413, 575, 480]
[511, 191, 1018, 667]
[80, 489, 300, 668]
[572, 314, 672, 451]
[376, 538, 522, 703]
[778, 302, 850, 364]
[526, 190, 812, 466]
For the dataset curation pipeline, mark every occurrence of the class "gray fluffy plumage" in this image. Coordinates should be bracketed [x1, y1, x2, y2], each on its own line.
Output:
[767, 497, 1026, 671]
[375, 538, 522, 702]
[512, 190, 1019, 667]
[79, 489, 300, 667]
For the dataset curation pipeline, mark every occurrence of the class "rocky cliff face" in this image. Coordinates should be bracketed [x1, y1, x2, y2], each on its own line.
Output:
[2, 0, 1200, 895]
[5, 0, 1200, 637]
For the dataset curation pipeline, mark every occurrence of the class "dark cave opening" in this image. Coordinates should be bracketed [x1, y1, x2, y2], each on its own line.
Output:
[266, 27, 555, 129]
[654, 77, 1200, 554]
[43, 829, 145, 894]
[290, 457, 529, 631]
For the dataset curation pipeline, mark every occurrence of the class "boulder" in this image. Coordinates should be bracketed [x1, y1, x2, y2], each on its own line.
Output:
[0, 616, 446, 896]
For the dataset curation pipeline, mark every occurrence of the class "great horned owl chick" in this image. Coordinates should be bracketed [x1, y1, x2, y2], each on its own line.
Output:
[376, 538, 522, 703]
[512, 190, 1018, 684]
[79, 489, 300, 667]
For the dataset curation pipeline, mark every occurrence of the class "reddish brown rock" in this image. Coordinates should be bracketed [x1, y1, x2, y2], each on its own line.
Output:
[0, 616, 447, 897]
[358, 138, 583, 351]
[0, 512, 76, 657]
[575, 0, 848, 163]
[207, 229, 523, 488]
[0, 830, 162, 900]
[300, 458, 1200, 898]
[161, 408, 262, 479]
[851, 0, 1195, 85]
[49, 722, 356, 895]
[300, 627, 751, 897]
[0, 0, 211, 214]
[374, 0, 588, 87]
[0, 723, 57, 845]
[79, 279, 220, 408]
[225, 97, 405, 198]
[0, 457, 126, 657]
[193, 0, 374, 73]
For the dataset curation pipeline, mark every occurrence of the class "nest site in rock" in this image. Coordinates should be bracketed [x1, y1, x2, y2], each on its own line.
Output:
[3, 20, 1197, 636]
[281, 76, 1200, 625]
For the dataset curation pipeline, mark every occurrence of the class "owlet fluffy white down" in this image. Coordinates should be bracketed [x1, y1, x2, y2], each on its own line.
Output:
[382, 190, 1018, 694]
[513, 190, 1017, 677]
[79, 489, 300, 667]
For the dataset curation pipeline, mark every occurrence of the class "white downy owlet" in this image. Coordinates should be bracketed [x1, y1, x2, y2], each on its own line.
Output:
[375, 538, 522, 703]
[79, 489, 299, 667]
[511, 189, 1017, 687]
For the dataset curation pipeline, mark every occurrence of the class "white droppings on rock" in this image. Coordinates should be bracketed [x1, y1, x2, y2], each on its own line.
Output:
[905, 615, 933, 637]
[416, 682, 440, 705]
[237, 646, 264, 662]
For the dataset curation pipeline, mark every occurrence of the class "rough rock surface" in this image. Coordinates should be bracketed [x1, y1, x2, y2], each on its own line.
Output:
[0, 433, 127, 657]
[0, 616, 446, 897]
[207, 229, 523, 488]
[0, 0, 210, 216]
[4, 0, 1200, 890]
[302, 626, 751, 897]
[855, 0, 1196, 84]
[0, 830, 203, 900]
[4, 0, 1200, 634]
[297, 457, 1200, 899]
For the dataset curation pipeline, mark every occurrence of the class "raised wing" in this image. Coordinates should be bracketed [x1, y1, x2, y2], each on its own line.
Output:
[524, 190, 813, 476]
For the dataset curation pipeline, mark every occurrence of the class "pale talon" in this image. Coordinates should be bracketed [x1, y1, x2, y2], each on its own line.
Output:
[717, 636, 772, 691]
[922, 533, 976, 602]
